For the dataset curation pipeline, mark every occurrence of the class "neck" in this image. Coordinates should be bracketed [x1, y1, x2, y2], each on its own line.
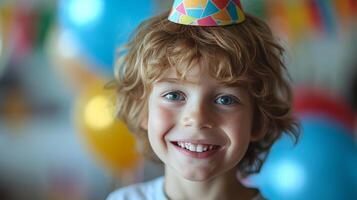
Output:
[164, 167, 258, 200]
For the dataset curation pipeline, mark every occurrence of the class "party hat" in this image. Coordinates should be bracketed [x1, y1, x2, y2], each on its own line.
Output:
[168, 0, 245, 26]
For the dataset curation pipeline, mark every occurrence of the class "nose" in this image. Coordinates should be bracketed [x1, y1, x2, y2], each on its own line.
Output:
[181, 102, 213, 129]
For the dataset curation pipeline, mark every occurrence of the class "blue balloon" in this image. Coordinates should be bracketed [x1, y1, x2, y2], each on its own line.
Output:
[58, 0, 155, 73]
[251, 116, 357, 200]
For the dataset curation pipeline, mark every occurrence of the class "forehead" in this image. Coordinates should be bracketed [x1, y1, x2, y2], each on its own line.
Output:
[156, 64, 240, 88]
[161, 64, 202, 81]
[144, 38, 249, 88]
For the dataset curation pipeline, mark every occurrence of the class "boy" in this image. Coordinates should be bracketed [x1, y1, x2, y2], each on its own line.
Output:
[108, 0, 299, 199]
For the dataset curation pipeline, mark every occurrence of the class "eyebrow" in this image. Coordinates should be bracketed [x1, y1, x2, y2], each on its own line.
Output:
[156, 78, 244, 90]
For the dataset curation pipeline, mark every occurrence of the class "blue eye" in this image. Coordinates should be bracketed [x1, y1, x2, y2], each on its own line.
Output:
[163, 91, 185, 101]
[215, 95, 238, 105]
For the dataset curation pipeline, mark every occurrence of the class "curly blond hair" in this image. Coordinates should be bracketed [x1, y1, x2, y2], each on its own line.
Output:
[111, 11, 300, 177]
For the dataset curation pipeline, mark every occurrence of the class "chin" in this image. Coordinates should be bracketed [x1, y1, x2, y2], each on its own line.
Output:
[181, 170, 217, 182]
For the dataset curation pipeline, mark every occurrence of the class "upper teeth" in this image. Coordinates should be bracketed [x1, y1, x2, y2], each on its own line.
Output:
[177, 142, 215, 153]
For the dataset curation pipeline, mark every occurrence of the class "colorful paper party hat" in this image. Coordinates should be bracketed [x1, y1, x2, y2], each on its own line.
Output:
[168, 0, 245, 26]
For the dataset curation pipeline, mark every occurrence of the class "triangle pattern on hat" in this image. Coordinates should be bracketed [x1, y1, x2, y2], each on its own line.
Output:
[236, 5, 245, 21]
[232, 0, 243, 9]
[184, 0, 208, 9]
[169, 10, 181, 22]
[173, 0, 184, 9]
[227, 1, 238, 21]
[211, 0, 229, 9]
[201, 0, 220, 18]
[197, 16, 216, 25]
[212, 8, 232, 22]
[176, 3, 187, 15]
[180, 14, 197, 24]
[186, 8, 204, 18]
[168, 0, 245, 26]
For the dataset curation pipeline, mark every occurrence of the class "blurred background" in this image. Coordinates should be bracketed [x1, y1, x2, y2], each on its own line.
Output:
[0, 0, 356, 199]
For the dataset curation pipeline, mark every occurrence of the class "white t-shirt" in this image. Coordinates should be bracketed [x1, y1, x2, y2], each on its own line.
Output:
[106, 176, 265, 200]
[106, 176, 166, 200]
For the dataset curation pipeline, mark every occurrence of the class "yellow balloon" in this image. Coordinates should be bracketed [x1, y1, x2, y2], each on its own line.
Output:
[75, 81, 141, 173]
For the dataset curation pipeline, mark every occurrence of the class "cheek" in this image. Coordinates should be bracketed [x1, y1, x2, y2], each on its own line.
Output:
[225, 110, 252, 130]
[224, 116, 252, 160]
[147, 102, 177, 160]
[148, 102, 177, 137]
[223, 112, 253, 145]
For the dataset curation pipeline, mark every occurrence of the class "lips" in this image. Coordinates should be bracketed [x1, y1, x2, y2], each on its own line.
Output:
[170, 140, 223, 159]
[172, 141, 220, 153]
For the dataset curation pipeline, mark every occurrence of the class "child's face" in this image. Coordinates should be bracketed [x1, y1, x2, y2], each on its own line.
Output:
[145, 65, 256, 181]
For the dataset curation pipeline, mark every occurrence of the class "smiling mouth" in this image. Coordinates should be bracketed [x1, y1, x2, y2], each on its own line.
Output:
[171, 141, 221, 153]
